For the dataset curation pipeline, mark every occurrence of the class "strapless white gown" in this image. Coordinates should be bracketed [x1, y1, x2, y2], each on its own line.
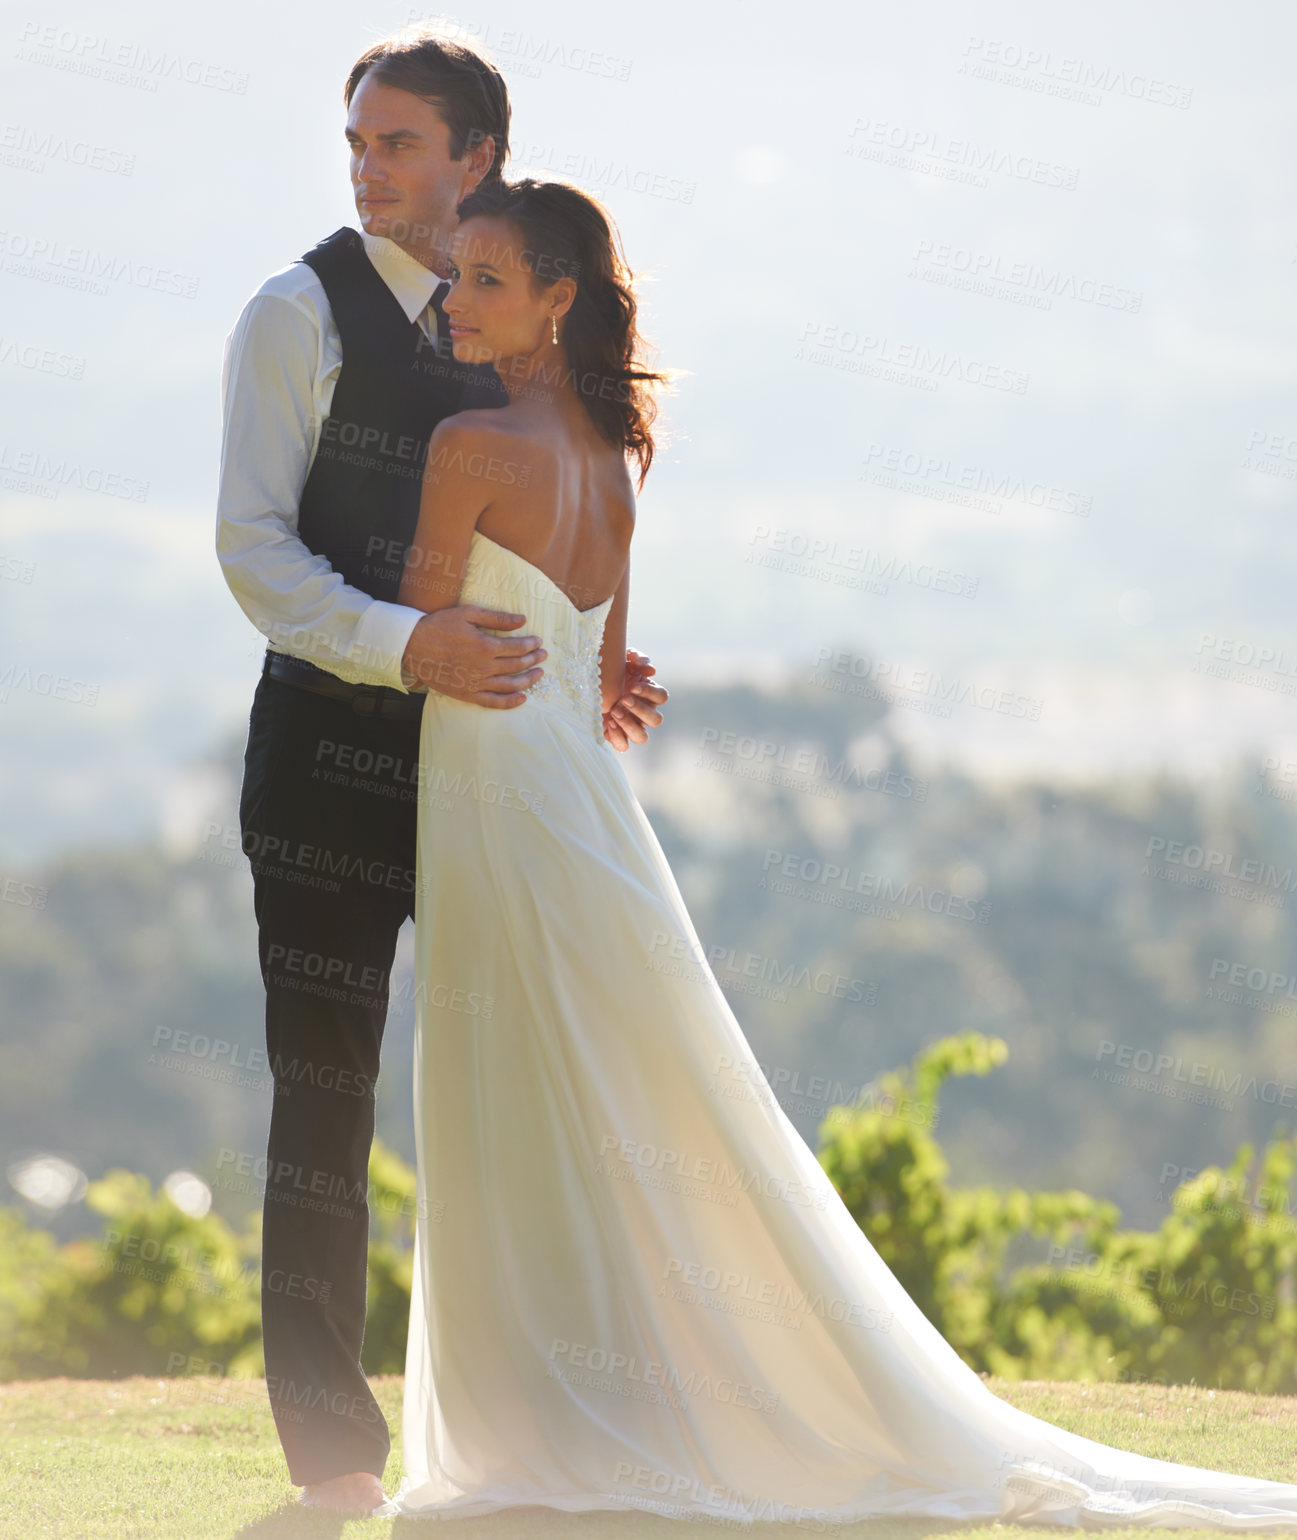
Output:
[393, 528, 1297, 1528]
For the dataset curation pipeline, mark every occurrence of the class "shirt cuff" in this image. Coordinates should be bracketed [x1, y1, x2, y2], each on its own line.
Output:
[350, 599, 427, 693]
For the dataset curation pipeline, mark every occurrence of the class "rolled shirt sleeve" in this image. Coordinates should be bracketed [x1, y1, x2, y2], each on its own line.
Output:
[215, 279, 426, 692]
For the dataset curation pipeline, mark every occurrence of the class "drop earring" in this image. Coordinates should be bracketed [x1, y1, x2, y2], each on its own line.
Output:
[551, 315, 559, 345]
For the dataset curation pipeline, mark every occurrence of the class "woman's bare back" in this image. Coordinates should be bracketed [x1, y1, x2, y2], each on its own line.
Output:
[460, 404, 636, 614]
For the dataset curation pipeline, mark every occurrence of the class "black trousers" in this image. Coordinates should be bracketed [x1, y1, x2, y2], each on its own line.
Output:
[238, 658, 424, 1485]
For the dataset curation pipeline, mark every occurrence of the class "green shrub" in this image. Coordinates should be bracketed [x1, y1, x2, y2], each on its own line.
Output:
[0, 1169, 261, 1379]
[6, 1050, 1297, 1393]
[818, 1032, 1297, 1389]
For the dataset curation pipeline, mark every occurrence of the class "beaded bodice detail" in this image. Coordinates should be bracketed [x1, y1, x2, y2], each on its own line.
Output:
[459, 530, 614, 741]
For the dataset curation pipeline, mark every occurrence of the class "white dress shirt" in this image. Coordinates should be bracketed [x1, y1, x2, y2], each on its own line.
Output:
[215, 230, 449, 693]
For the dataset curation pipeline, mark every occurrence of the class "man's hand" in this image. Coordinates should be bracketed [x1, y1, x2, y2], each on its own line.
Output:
[401, 605, 547, 707]
[603, 648, 668, 751]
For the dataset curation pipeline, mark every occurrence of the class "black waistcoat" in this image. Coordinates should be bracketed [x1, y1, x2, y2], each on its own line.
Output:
[296, 227, 508, 602]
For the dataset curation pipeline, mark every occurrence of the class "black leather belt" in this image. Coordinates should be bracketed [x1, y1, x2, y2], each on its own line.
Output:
[262, 649, 426, 721]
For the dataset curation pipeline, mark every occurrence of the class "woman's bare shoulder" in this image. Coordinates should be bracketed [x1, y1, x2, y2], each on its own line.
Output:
[431, 406, 532, 448]
[426, 410, 547, 490]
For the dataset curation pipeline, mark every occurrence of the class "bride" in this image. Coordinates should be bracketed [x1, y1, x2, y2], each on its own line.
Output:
[389, 177, 1297, 1529]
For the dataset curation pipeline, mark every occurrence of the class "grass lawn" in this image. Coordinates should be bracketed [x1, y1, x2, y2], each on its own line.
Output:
[4, 1373, 1297, 1540]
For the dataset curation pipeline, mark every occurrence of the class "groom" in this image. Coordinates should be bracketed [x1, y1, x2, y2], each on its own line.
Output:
[215, 26, 668, 1514]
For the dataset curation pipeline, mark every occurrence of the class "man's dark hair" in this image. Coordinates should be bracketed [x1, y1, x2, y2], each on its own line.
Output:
[344, 26, 511, 181]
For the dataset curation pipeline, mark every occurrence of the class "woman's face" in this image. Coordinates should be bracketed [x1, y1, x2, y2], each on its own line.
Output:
[443, 214, 570, 367]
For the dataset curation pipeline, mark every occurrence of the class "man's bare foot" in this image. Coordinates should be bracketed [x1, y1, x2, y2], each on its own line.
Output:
[298, 1471, 387, 1513]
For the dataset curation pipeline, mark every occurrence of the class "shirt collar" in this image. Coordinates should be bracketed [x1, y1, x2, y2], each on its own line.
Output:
[359, 230, 445, 324]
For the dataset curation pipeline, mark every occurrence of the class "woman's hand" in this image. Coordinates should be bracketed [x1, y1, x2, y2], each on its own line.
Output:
[602, 649, 668, 751]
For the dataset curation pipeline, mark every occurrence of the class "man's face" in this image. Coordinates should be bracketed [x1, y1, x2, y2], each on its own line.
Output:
[345, 73, 492, 270]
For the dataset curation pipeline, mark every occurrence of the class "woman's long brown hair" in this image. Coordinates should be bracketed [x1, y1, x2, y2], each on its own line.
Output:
[454, 177, 671, 489]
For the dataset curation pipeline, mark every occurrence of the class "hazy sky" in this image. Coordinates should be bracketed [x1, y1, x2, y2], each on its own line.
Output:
[2, 0, 1296, 860]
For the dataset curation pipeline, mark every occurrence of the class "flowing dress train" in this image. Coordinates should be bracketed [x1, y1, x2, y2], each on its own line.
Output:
[394, 529, 1297, 1529]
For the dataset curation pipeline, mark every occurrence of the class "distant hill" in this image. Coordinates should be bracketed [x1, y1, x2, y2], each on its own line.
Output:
[3, 679, 1294, 1242]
